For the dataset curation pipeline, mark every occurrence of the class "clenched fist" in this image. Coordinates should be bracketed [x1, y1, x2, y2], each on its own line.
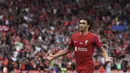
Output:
[105, 57, 113, 62]
[47, 54, 55, 61]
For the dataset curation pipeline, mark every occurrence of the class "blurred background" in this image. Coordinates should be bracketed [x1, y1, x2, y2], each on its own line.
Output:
[0, 0, 130, 73]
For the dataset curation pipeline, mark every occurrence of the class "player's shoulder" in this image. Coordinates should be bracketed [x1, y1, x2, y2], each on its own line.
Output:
[71, 31, 80, 37]
[88, 32, 95, 35]
[88, 32, 98, 37]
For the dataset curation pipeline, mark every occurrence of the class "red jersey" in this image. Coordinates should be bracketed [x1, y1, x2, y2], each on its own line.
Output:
[68, 32, 102, 70]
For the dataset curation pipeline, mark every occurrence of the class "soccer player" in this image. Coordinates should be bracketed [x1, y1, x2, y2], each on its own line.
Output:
[47, 17, 112, 73]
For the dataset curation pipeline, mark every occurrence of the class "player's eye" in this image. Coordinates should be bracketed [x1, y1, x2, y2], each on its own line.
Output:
[79, 22, 85, 24]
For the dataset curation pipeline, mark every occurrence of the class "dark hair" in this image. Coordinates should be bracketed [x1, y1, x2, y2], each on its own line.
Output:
[79, 17, 92, 26]
[79, 17, 93, 30]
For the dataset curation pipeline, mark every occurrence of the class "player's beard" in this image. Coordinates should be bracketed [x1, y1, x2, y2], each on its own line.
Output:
[80, 29, 86, 34]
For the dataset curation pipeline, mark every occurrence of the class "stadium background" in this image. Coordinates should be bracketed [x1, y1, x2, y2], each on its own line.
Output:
[0, 0, 130, 73]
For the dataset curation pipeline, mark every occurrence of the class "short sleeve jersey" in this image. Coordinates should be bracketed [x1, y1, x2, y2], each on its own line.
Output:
[68, 32, 102, 69]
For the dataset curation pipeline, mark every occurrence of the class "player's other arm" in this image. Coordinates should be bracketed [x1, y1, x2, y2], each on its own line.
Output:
[100, 46, 112, 62]
[94, 35, 112, 62]
[100, 47, 108, 58]
[100, 47, 108, 59]
[47, 45, 73, 61]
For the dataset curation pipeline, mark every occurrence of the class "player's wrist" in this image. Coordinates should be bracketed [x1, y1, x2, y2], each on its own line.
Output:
[53, 55, 57, 59]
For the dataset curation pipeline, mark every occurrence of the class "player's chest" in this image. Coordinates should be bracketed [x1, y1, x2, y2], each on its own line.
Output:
[73, 37, 94, 47]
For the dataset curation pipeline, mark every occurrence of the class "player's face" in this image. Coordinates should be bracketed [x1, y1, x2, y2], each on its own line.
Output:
[79, 19, 90, 32]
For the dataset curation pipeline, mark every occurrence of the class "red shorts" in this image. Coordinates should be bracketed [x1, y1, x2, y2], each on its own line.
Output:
[77, 61, 94, 73]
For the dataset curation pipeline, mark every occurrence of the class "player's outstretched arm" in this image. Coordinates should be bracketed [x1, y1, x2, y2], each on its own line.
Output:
[100, 47, 113, 62]
[47, 45, 72, 61]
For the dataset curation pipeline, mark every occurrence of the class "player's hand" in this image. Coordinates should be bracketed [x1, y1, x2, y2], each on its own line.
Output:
[47, 54, 55, 61]
[105, 57, 113, 62]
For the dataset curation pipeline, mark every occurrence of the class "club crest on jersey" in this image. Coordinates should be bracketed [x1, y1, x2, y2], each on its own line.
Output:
[85, 40, 88, 45]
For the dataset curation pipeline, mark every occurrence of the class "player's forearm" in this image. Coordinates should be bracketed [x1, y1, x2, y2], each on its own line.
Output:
[101, 47, 108, 58]
[102, 50, 108, 58]
[53, 47, 69, 59]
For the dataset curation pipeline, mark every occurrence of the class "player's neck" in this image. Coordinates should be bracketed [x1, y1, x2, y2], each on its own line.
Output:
[80, 30, 89, 35]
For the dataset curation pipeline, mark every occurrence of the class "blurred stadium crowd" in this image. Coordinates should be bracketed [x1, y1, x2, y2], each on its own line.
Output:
[0, 0, 130, 73]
